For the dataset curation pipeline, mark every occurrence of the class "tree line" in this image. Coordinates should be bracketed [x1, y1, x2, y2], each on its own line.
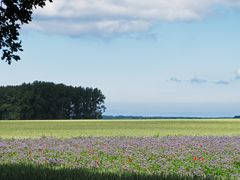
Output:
[0, 81, 106, 120]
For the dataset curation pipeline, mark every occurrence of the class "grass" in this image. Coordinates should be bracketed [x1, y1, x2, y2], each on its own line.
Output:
[1, 136, 239, 179]
[0, 164, 213, 180]
[0, 119, 240, 180]
[0, 119, 240, 138]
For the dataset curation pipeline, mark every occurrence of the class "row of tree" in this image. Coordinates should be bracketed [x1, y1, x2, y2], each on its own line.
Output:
[0, 81, 106, 120]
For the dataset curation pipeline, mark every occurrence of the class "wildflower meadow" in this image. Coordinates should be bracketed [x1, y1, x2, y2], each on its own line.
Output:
[0, 135, 240, 179]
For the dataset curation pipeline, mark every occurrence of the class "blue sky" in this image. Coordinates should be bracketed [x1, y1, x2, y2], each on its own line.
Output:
[1, 0, 240, 117]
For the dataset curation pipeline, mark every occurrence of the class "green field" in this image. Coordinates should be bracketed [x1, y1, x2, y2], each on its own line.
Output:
[0, 119, 240, 138]
[1, 119, 240, 179]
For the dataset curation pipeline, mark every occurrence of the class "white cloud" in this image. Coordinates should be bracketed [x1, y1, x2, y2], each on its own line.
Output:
[235, 68, 240, 79]
[28, 0, 240, 36]
[170, 77, 182, 82]
[169, 77, 232, 85]
[29, 20, 151, 36]
[169, 77, 208, 84]
[189, 77, 207, 84]
[215, 80, 230, 85]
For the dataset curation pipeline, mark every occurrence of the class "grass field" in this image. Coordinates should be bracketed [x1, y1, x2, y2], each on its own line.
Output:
[0, 119, 240, 138]
[0, 119, 240, 179]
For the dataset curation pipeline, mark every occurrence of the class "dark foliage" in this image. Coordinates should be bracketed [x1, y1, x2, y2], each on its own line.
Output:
[0, 81, 106, 120]
[0, 0, 52, 64]
[0, 164, 213, 180]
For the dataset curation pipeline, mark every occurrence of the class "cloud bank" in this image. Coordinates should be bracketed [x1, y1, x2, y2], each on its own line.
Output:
[189, 77, 207, 84]
[169, 77, 208, 84]
[214, 80, 230, 85]
[170, 77, 232, 85]
[28, 0, 240, 36]
[170, 77, 182, 83]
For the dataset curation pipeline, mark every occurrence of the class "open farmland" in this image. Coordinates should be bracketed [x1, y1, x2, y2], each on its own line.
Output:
[0, 119, 240, 138]
[0, 119, 240, 179]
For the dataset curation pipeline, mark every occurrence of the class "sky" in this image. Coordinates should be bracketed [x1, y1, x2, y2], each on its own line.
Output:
[1, 0, 240, 117]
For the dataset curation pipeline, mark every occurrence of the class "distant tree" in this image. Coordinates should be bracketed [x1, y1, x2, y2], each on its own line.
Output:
[0, 0, 52, 64]
[74, 87, 106, 119]
[0, 81, 106, 120]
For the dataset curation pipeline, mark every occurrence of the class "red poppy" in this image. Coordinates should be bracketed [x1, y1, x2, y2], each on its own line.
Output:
[193, 156, 198, 161]
[95, 160, 100, 167]
[200, 144, 203, 148]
